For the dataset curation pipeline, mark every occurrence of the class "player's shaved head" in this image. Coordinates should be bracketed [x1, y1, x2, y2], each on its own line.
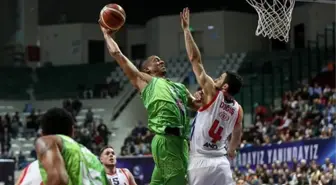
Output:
[140, 55, 166, 76]
[140, 55, 156, 72]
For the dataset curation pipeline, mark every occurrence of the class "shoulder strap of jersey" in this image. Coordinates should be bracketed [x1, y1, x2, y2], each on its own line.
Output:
[120, 168, 130, 184]
[15, 163, 30, 185]
[233, 101, 242, 128]
[198, 90, 221, 112]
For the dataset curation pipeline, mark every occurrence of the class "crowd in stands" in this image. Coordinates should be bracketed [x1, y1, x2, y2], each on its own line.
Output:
[0, 99, 111, 170]
[120, 122, 154, 156]
[242, 83, 335, 148]
[234, 158, 335, 185]
[234, 83, 336, 185]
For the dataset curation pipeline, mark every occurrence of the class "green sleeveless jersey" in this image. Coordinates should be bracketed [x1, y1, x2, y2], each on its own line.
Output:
[141, 77, 190, 138]
[39, 135, 109, 185]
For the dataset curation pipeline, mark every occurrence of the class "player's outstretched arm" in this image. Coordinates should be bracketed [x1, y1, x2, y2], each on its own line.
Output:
[227, 106, 243, 159]
[35, 136, 69, 185]
[181, 7, 216, 97]
[100, 24, 151, 91]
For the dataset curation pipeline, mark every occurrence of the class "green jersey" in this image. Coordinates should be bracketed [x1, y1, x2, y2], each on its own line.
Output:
[39, 135, 109, 185]
[141, 77, 190, 138]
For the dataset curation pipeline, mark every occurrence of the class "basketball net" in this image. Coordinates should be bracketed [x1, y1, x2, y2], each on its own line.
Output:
[246, 0, 296, 42]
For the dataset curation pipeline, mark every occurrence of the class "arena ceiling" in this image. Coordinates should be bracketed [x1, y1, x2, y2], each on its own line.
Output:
[38, 0, 259, 25]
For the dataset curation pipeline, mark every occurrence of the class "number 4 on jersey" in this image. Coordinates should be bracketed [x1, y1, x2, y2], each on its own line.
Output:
[208, 119, 224, 143]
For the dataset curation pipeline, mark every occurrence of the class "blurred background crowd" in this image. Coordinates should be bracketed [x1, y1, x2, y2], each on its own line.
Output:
[234, 158, 335, 185]
[0, 99, 111, 169]
[242, 83, 335, 148]
[233, 82, 336, 185]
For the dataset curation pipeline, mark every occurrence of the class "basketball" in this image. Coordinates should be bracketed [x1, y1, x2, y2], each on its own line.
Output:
[100, 4, 126, 30]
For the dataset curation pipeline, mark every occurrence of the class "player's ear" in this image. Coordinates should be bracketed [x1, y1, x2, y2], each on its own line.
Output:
[143, 67, 150, 74]
[223, 84, 229, 91]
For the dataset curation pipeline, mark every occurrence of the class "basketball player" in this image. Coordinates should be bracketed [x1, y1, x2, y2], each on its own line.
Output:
[99, 146, 137, 185]
[15, 108, 111, 185]
[181, 8, 244, 185]
[99, 23, 201, 185]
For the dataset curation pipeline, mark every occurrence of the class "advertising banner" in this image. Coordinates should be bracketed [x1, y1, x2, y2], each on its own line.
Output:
[117, 137, 335, 184]
[233, 137, 336, 168]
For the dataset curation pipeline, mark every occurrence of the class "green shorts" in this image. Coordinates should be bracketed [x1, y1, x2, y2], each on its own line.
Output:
[150, 134, 189, 185]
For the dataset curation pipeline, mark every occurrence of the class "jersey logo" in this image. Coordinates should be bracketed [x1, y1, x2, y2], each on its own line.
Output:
[203, 142, 218, 149]
[218, 111, 230, 121]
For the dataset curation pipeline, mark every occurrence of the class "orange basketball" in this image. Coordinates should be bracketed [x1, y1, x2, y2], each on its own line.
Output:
[100, 4, 126, 30]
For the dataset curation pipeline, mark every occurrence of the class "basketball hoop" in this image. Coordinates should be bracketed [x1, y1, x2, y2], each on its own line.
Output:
[246, 0, 296, 42]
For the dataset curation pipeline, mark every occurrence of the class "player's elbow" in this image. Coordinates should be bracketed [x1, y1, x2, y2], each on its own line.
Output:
[111, 51, 123, 59]
[189, 55, 201, 64]
[46, 169, 69, 185]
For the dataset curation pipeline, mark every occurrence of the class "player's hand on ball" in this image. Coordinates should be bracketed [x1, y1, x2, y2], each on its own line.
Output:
[180, 7, 190, 30]
[98, 19, 114, 35]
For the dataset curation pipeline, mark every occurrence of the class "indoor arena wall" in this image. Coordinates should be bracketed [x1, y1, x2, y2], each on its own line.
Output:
[149, 10, 269, 59]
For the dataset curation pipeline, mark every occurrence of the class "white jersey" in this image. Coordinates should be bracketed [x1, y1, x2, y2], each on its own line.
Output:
[106, 168, 130, 185]
[190, 91, 241, 157]
[17, 161, 130, 185]
[17, 160, 43, 185]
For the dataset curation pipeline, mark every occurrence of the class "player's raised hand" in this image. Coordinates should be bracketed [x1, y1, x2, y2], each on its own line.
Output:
[98, 19, 114, 36]
[99, 19, 121, 57]
[180, 7, 190, 30]
[194, 90, 203, 102]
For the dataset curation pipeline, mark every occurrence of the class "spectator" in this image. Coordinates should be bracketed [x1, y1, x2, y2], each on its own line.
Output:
[83, 87, 93, 99]
[11, 112, 22, 138]
[97, 119, 110, 145]
[71, 98, 83, 116]
[18, 151, 28, 170]
[84, 108, 94, 128]
[0, 127, 11, 154]
[26, 110, 38, 132]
